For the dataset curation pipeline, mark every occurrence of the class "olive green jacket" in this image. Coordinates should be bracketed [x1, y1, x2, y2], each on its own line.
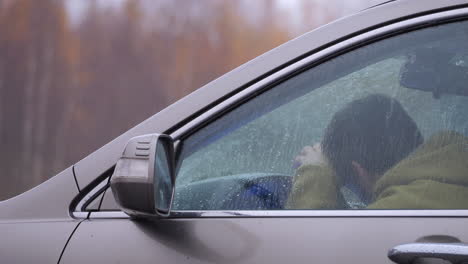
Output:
[286, 131, 468, 209]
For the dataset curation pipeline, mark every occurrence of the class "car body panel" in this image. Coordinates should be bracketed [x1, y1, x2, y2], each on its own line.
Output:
[1, 221, 80, 264]
[0, 167, 80, 263]
[72, 0, 468, 190]
[61, 218, 468, 264]
[0, 166, 78, 221]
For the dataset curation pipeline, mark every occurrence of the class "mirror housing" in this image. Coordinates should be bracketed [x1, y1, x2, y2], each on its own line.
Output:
[110, 134, 175, 218]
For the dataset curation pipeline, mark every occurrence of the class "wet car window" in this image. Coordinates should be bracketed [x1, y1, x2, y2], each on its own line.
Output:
[173, 20, 468, 210]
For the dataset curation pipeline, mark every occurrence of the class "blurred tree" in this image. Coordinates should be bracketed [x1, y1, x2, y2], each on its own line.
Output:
[74, 0, 165, 163]
[0, 0, 78, 199]
[160, 1, 291, 100]
[0, 0, 350, 200]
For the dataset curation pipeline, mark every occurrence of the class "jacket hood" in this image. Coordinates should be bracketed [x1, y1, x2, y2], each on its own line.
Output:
[373, 131, 468, 197]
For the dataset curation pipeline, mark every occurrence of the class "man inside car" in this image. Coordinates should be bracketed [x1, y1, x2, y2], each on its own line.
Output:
[287, 94, 468, 209]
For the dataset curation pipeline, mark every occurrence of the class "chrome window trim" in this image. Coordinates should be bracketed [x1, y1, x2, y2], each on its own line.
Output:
[89, 211, 129, 219]
[171, 8, 468, 140]
[74, 178, 109, 212]
[170, 210, 468, 217]
[88, 210, 468, 219]
[71, 212, 90, 219]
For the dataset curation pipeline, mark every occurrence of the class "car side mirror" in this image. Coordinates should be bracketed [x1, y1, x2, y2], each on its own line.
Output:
[110, 134, 175, 218]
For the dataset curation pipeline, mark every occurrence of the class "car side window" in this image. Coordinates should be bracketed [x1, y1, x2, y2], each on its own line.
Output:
[173, 20, 468, 211]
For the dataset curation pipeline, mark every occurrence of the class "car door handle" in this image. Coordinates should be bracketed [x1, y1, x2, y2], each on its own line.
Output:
[388, 243, 468, 264]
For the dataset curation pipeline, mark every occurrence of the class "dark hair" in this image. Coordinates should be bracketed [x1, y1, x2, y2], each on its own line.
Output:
[322, 94, 423, 186]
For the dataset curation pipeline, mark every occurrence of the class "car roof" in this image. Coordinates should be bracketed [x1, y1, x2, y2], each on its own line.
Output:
[74, 0, 468, 189]
[364, 0, 398, 11]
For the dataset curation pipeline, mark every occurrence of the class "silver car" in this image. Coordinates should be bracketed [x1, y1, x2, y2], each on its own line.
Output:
[2, 0, 468, 263]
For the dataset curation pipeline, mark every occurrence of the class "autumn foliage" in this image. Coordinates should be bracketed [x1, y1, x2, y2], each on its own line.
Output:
[0, 0, 342, 200]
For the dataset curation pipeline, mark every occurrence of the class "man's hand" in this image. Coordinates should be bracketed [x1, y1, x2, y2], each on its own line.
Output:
[293, 143, 326, 169]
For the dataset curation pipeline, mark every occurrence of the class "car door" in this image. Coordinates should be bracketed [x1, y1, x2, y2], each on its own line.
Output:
[61, 6, 468, 264]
